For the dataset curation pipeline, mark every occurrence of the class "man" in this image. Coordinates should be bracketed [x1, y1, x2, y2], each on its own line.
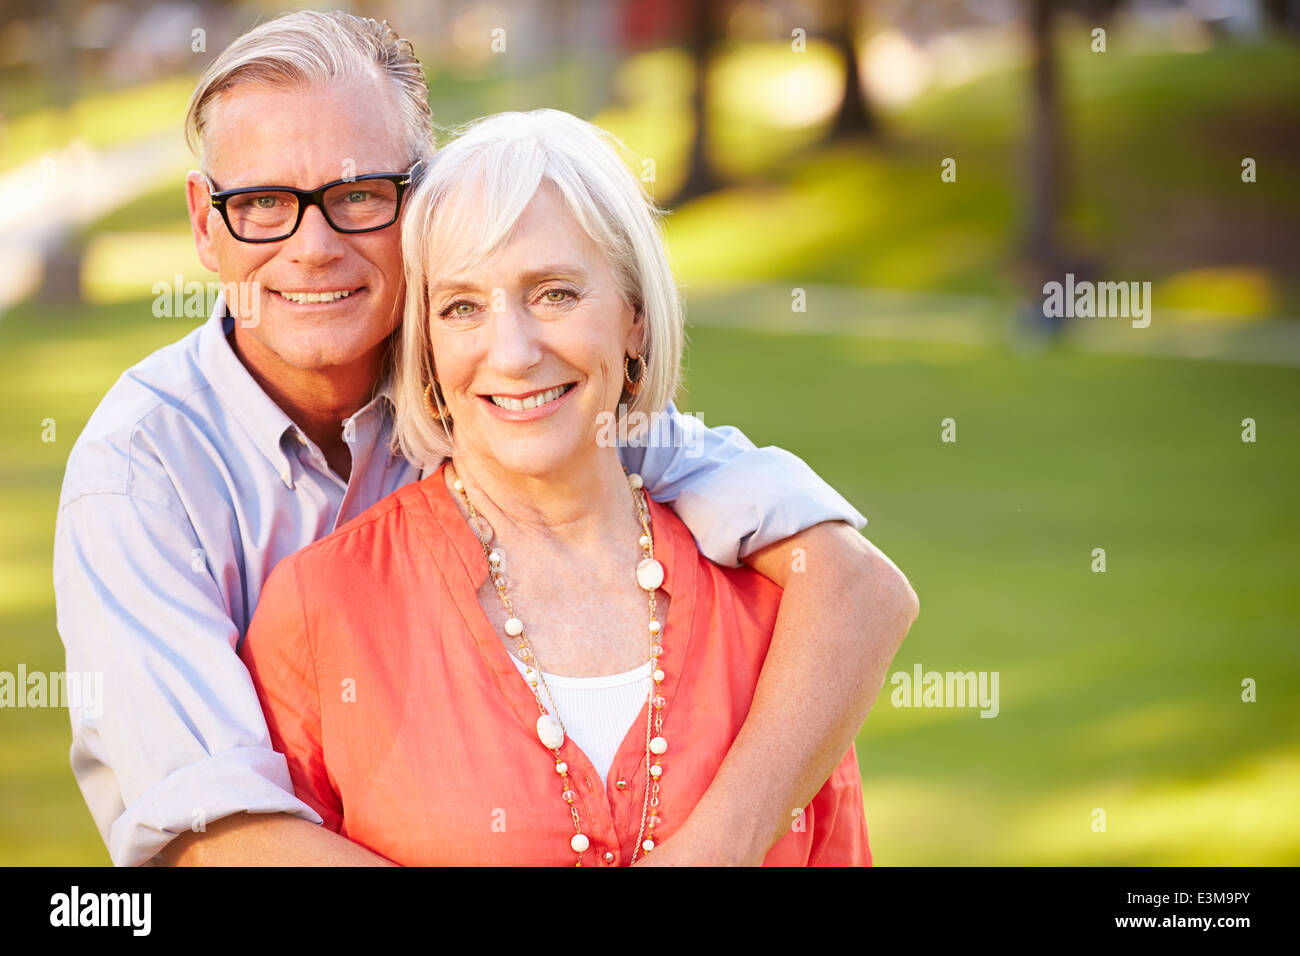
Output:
[53, 11, 917, 867]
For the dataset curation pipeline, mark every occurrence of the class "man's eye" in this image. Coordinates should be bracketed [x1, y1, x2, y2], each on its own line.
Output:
[251, 195, 280, 209]
[343, 190, 370, 203]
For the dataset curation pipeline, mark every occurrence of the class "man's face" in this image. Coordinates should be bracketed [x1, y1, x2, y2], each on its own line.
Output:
[185, 76, 409, 377]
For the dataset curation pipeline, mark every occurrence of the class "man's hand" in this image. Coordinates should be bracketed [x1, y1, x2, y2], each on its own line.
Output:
[645, 521, 917, 866]
[157, 812, 397, 866]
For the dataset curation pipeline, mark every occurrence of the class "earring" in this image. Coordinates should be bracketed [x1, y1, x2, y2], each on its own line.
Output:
[424, 381, 451, 423]
[624, 353, 645, 395]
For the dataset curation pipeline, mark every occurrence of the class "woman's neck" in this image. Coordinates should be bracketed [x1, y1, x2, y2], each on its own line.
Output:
[445, 449, 640, 554]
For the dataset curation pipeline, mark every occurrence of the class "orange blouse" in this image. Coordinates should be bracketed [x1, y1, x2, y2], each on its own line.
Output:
[239, 464, 871, 866]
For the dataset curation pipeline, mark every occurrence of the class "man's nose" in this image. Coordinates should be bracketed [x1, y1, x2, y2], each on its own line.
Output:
[283, 202, 346, 264]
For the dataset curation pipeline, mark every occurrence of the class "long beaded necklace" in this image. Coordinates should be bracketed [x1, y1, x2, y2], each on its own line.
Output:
[451, 466, 668, 866]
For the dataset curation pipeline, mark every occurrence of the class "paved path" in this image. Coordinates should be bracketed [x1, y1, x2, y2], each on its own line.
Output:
[0, 131, 191, 314]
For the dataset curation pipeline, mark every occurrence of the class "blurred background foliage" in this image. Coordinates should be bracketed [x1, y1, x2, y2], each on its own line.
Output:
[0, 0, 1297, 865]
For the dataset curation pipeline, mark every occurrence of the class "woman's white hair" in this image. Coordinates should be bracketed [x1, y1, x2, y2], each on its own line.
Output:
[393, 108, 684, 469]
[185, 10, 434, 169]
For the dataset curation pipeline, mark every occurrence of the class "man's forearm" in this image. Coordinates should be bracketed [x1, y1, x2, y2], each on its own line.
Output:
[157, 812, 397, 866]
[641, 522, 917, 866]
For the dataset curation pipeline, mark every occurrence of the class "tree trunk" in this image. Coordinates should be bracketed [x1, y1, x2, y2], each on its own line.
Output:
[828, 0, 877, 139]
[1026, 0, 1065, 282]
[672, 0, 722, 204]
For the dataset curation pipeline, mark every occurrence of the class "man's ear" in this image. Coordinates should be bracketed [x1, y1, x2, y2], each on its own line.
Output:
[185, 170, 221, 274]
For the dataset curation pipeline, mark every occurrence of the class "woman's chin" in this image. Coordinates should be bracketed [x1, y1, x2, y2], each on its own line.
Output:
[462, 433, 593, 481]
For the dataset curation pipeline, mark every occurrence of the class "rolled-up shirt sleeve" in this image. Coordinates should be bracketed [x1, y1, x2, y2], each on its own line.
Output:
[620, 401, 867, 568]
[53, 491, 322, 867]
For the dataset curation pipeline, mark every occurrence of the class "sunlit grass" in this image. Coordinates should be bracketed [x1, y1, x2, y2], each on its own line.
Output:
[679, 318, 1300, 866]
[82, 232, 205, 304]
[1, 75, 194, 175]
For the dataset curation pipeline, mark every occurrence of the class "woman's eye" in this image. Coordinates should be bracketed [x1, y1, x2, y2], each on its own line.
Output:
[541, 288, 574, 304]
[440, 300, 478, 318]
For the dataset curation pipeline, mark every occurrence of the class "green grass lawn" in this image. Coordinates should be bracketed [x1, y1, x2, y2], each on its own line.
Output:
[680, 316, 1300, 865]
[1, 297, 1296, 865]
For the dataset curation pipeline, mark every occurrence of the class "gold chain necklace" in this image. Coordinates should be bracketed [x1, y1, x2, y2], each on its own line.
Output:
[451, 466, 668, 866]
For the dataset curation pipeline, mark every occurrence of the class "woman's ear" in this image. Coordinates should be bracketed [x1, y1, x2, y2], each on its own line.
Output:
[628, 308, 648, 357]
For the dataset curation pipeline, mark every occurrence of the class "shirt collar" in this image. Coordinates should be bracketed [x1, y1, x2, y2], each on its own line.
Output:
[197, 294, 402, 486]
[197, 292, 298, 486]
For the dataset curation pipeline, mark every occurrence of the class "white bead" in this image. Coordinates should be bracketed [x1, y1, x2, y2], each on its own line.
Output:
[627, 473, 644, 489]
[653, 669, 665, 682]
[650, 736, 667, 755]
[648, 620, 661, 635]
[636, 558, 664, 591]
[571, 833, 590, 853]
[555, 761, 568, 774]
[537, 714, 564, 750]
[650, 764, 662, 778]
[642, 839, 655, 852]
[488, 550, 502, 565]
[505, 617, 524, 636]
[639, 534, 651, 548]
[453, 479, 463, 492]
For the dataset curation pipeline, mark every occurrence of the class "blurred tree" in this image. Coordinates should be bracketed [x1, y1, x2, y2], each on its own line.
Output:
[1022, 0, 1121, 338]
[1026, 0, 1064, 283]
[1262, 0, 1300, 32]
[37, 0, 83, 305]
[826, 0, 877, 140]
[672, 0, 723, 204]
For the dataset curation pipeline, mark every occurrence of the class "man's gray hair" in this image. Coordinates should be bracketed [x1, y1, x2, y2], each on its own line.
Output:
[184, 10, 434, 168]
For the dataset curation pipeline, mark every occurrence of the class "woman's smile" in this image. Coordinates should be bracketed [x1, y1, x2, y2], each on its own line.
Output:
[480, 381, 578, 422]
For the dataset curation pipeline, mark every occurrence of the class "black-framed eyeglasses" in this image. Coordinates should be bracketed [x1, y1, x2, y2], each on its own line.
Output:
[206, 161, 424, 243]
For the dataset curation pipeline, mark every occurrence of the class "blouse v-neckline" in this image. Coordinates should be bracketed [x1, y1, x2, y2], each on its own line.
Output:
[402, 463, 700, 816]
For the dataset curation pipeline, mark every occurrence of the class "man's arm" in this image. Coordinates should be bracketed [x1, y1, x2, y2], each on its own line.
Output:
[626, 405, 917, 865]
[54, 490, 381, 865]
[640, 522, 916, 865]
[158, 813, 394, 866]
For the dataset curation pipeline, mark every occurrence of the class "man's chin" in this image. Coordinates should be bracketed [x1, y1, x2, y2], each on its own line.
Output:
[237, 326, 392, 378]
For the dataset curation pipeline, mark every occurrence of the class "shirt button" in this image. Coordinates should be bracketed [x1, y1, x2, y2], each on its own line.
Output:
[615, 778, 628, 791]
[603, 851, 615, 864]
[584, 776, 594, 792]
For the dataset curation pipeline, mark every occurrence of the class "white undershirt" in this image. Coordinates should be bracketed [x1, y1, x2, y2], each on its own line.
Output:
[510, 655, 653, 787]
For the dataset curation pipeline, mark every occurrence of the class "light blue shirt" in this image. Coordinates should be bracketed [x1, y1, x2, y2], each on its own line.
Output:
[53, 299, 866, 866]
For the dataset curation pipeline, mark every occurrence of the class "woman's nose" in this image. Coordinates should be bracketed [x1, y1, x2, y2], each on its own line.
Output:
[484, 297, 544, 377]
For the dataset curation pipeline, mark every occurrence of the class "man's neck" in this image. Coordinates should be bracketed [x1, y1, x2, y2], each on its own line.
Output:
[227, 326, 386, 481]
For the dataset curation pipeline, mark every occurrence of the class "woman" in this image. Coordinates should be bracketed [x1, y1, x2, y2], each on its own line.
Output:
[240, 109, 870, 865]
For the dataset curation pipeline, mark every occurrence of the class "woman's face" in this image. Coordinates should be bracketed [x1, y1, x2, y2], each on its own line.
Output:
[425, 182, 645, 481]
